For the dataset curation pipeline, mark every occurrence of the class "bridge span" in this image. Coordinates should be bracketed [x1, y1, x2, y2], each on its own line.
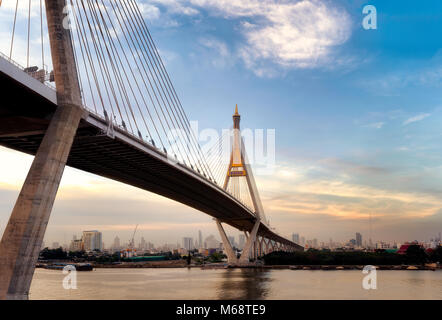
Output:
[0, 0, 301, 300]
[0, 53, 299, 248]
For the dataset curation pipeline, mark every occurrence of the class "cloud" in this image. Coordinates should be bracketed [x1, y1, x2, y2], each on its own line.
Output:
[253, 156, 442, 242]
[198, 37, 233, 68]
[199, 38, 229, 57]
[138, 3, 161, 21]
[358, 61, 442, 96]
[403, 113, 431, 126]
[194, 0, 352, 72]
[364, 122, 385, 129]
[142, 0, 353, 75]
[144, 0, 199, 17]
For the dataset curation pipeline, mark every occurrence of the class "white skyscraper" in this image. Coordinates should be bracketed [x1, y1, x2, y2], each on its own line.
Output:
[82, 230, 102, 252]
[182, 237, 194, 251]
[356, 233, 362, 247]
[198, 230, 203, 248]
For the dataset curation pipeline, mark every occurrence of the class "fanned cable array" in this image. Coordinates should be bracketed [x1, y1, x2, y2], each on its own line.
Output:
[4, 0, 53, 87]
[67, 0, 214, 181]
[1, 0, 259, 211]
[204, 128, 231, 187]
[225, 173, 254, 212]
[204, 128, 255, 212]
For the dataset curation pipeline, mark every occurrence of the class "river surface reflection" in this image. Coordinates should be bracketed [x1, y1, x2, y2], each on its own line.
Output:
[30, 268, 442, 300]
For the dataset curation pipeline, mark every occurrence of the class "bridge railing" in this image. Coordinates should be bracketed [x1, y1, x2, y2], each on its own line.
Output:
[1, 48, 261, 220]
[0, 51, 56, 91]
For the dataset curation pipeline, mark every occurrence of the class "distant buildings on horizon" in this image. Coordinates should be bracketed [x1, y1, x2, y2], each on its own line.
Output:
[46, 229, 441, 254]
[290, 231, 441, 251]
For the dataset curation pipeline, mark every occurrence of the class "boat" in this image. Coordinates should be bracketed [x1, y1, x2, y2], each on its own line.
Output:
[44, 263, 93, 271]
[335, 266, 344, 270]
[425, 263, 437, 271]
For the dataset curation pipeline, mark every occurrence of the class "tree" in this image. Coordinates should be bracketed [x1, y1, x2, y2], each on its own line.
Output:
[405, 245, 428, 264]
[429, 246, 442, 263]
[208, 252, 226, 263]
[39, 248, 68, 260]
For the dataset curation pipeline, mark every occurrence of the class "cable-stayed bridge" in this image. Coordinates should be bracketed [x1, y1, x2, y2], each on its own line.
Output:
[0, 0, 302, 300]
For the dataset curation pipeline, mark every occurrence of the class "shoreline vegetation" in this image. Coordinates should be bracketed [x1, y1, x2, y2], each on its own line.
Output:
[261, 247, 441, 270]
[36, 245, 441, 271]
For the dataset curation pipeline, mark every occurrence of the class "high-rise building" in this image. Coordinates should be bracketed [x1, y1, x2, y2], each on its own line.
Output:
[313, 239, 318, 248]
[139, 237, 147, 250]
[228, 236, 236, 248]
[182, 237, 194, 251]
[112, 236, 121, 251]
[238, 234, 245, 249]
[205, 235, 220, 249]
[198, 230, 203, 248]
[82, 230, 102, 252]
[70, 239, 83, 252]
[356, 233, 362, 247]
[292, 233, 300, 244]
[300, 237, 305, 246]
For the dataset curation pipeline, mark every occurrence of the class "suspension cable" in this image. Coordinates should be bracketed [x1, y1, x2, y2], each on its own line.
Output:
[27, 0, 31, 68]
[40, 0, 44, 70]
[9, 0, 18, 59]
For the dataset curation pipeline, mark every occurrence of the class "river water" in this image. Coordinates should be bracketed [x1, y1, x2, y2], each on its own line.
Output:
[29, 268, 442, 300]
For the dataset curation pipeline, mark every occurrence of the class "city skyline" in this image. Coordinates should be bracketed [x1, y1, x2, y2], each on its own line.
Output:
[1, 143, 441, 246]
[47, 228, 442, 252]
[1, 0, 442, 246]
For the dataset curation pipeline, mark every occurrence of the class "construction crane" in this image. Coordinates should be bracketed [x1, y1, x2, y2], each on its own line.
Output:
[129, 224, 138, 250]
[122, 224, 138, 258]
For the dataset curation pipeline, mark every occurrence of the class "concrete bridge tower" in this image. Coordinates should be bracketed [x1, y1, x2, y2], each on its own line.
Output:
[0, 0, 84, 300]
[216, 105, 267, 265]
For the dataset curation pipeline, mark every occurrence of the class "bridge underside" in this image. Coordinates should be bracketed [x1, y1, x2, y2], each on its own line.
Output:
[0, 63, 301, 249]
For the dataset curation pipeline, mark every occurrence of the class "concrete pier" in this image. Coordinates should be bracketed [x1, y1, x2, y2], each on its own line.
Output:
[0, 0, 84, 300]
[215, 219, 238, 264]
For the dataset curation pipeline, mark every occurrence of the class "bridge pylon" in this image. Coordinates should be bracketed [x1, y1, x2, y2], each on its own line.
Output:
[0, 0, 84, 300]
[216, 105, 268, 266]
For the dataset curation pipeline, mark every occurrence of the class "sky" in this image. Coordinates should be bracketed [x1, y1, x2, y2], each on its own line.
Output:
[0, 0, 442, 247]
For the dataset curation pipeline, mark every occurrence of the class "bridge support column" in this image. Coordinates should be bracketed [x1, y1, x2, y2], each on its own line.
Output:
[0, 0, 84, 300]
[238, 219, 260, 265]
[257, 237, 264, 257]
[215, 219, 238, 264]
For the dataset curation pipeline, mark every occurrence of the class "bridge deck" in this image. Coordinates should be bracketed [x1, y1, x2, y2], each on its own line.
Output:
[0, 55, 301, 248]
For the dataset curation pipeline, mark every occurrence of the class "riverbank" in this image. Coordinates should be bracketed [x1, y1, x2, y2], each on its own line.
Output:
[263, 264, 439, 271]
[37, 260, 440, 271]
[94, 262, 439, 271]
